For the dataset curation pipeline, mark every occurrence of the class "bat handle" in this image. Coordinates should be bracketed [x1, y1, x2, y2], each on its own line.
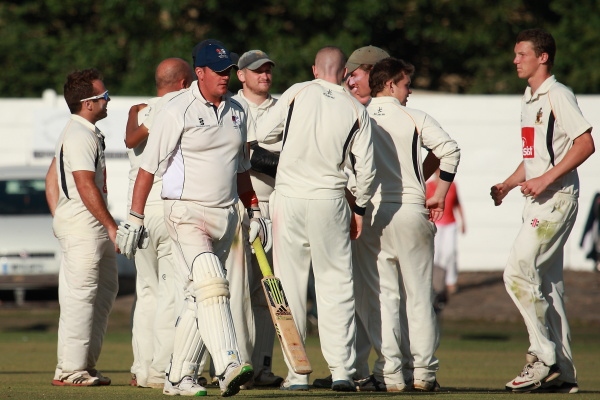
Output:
[252, 238, 274, 277]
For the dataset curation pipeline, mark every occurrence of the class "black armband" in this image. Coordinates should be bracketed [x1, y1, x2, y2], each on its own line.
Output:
[250, 142, 279, 179]
[439, 170, 456, 182]
[353, 205, 366, 216]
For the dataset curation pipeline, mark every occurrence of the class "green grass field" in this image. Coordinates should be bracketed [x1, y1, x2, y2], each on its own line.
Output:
[1, 303, 599, 399]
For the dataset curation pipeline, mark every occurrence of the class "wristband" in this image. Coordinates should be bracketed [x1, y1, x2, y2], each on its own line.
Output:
[353, 205, 366, 216]
[240, 190, 259, 208]
[128, 210, 145, 226]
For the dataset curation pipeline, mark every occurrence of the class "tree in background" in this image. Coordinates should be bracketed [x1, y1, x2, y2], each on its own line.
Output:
[0, 0, 598, 97]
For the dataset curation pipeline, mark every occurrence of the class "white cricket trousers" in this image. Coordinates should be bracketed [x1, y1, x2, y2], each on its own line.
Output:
[56, 234, 118, 373]
[433, 222, 458, 286]
[164, 200, 241, 377]
[130, 202, 177, 386]
[353, 202, 439, 384]
[271, 192, 357, 385]
[503, 193, 578, 382]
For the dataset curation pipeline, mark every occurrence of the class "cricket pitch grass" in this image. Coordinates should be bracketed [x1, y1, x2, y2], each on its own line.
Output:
[1, 298, 599, 399]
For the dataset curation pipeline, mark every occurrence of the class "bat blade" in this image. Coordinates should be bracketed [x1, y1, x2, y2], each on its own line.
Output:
[262, 276, 312, 375]
[252, 238, 312, 374]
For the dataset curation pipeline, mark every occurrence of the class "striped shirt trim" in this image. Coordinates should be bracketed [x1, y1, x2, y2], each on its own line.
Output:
[546, 110, 556, 166]
[282, 99, 295, 148]
[411, 128, 421, 185]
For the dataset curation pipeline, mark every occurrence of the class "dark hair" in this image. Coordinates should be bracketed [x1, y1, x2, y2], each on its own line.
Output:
[63, 68, 103, 114]
[516, 28, 556, 68]
[369, 57, 415, 97]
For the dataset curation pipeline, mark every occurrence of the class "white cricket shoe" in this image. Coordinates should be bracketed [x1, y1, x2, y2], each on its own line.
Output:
[51, 370, 100, 386]
[505, 353, 561, 392]
[413, 378, 441, 392]
[218, 362, 253, 397]
[163, 375, 207, 396]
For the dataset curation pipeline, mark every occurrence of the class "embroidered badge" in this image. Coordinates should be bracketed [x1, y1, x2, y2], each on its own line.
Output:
[535, 108, 543, 124]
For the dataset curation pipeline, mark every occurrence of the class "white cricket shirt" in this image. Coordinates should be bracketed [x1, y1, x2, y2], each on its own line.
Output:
[140, 82, 251, 207]
[521, 75, 592, 196]
[366, 96, 460, 205]
[256, 79, 375, 208]
[53, 114, 108, 237]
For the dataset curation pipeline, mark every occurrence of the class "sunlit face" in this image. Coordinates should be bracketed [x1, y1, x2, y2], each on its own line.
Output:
[346, 68, 371, 104]
[89, 80, 109, 122]
[392, 74, 412, 106]
[238, 63, 273, 97]
[513, 41, 545, 81]
[196, 66, 231, 103]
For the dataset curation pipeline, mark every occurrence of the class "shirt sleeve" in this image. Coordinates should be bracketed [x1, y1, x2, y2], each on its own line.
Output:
[549, 87, 593, 140]
[350, 108, 376, 208]
[140, 107, 184, 178]
[64, 130, 98, 173]
[420, 113, 461, 174]
[255, 87, 294, 144]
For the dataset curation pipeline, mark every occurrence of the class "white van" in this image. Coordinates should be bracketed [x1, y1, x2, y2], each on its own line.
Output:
[0, 165, 135, 304]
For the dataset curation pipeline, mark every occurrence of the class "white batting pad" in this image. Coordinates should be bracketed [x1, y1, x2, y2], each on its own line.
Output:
[166, 299, 205, 383]
[191, 252, 240, 375]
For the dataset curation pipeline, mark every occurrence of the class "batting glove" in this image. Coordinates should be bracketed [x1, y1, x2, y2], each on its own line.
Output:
[116, 211, 149, 259]
[248, 207, 272, 253]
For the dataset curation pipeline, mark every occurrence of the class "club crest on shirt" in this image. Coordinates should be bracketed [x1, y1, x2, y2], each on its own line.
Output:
[323, 89, 335, 99]
[535, 108, 543, 125]
[198, 118, 205, 126]
[232, 115, 241, 128]
[373, 107, 385, 116]
[531, 218, 539, 228]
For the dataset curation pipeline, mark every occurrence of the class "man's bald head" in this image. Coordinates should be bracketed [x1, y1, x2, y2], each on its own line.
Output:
[312, 46, 347, 85]
[155, 58, 195, 96]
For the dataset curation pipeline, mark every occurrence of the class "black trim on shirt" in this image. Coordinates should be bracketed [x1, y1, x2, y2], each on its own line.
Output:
[439, 170, 455, 182]
[59, 146, 70, 199]
[546, 110, 556, 166]
[282, 99, 295, 148]
[412, 128, 421, 185]
[341, 119, 359, 168]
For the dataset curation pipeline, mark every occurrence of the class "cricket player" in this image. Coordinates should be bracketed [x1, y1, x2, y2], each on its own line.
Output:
[256, 46, 376, 392]
[351, 57, 460, 392]
[45, 68, 118, 387]
[124, 58, 195, 389]
[227, 49, 284, 389]
[492, 28, 594, 394]
[117, 41, 270, 397]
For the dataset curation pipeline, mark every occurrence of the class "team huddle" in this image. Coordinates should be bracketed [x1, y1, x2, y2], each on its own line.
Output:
[44, 28, 594, 396]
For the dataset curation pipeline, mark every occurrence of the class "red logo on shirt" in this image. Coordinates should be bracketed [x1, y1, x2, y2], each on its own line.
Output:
[522, 127, 534, 158]
[531, 218, 539, 228]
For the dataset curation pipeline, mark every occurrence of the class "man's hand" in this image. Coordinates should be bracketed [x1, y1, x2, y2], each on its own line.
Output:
[116, 213, 149, 259]
[350, 213, 363, 240]
[490, 183, 511, 206]
[248, 207, 272, 253]
[425, 196, 445, 222]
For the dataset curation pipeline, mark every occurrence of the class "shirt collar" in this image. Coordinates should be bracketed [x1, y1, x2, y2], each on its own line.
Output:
[524, 75, 556, 103]
[237, 89, 273, 109]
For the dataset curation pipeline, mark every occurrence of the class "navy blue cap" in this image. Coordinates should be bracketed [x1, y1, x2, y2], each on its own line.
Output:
[193, 42, 236, 72]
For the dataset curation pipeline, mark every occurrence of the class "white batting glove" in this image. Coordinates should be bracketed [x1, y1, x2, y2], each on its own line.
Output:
[248, 207, 272, 253]
[116, 211, 149, 259]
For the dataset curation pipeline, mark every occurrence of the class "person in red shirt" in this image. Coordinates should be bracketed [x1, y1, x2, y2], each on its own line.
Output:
[426, 170, 465, 302]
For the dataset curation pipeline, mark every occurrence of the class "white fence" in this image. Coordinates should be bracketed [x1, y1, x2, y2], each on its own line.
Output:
[1, 89, 599, 271]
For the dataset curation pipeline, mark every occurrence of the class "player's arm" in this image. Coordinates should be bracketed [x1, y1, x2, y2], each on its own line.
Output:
[124, 103, 149, 148]
[73, 170, 118, 245]
[490, 161, 525, 206]
[518, 130, 595, 198]
[130, 168, 154, 216]
[426, 173, 452, 222]
[422, 150, 440, 181]
[45, 157, 59, 216]
[249, 141, 279, 178]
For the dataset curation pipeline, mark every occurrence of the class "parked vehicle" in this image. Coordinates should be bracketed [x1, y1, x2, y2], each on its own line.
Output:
[0, 165, 135, 304]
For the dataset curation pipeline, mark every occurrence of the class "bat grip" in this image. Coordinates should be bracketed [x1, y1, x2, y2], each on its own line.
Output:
[252, 237, 274, 277]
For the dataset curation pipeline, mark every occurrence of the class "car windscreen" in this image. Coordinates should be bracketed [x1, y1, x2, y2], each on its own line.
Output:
[0, 178, 50, 215]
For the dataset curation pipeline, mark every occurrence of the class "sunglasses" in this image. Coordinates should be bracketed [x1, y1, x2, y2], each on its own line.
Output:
[80, 90, 109, 102]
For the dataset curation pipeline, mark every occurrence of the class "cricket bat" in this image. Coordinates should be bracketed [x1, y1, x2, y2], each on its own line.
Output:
[251, 238, 312, 375]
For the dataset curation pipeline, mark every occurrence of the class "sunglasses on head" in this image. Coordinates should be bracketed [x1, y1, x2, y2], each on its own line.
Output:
[80, 90, 109, 102]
